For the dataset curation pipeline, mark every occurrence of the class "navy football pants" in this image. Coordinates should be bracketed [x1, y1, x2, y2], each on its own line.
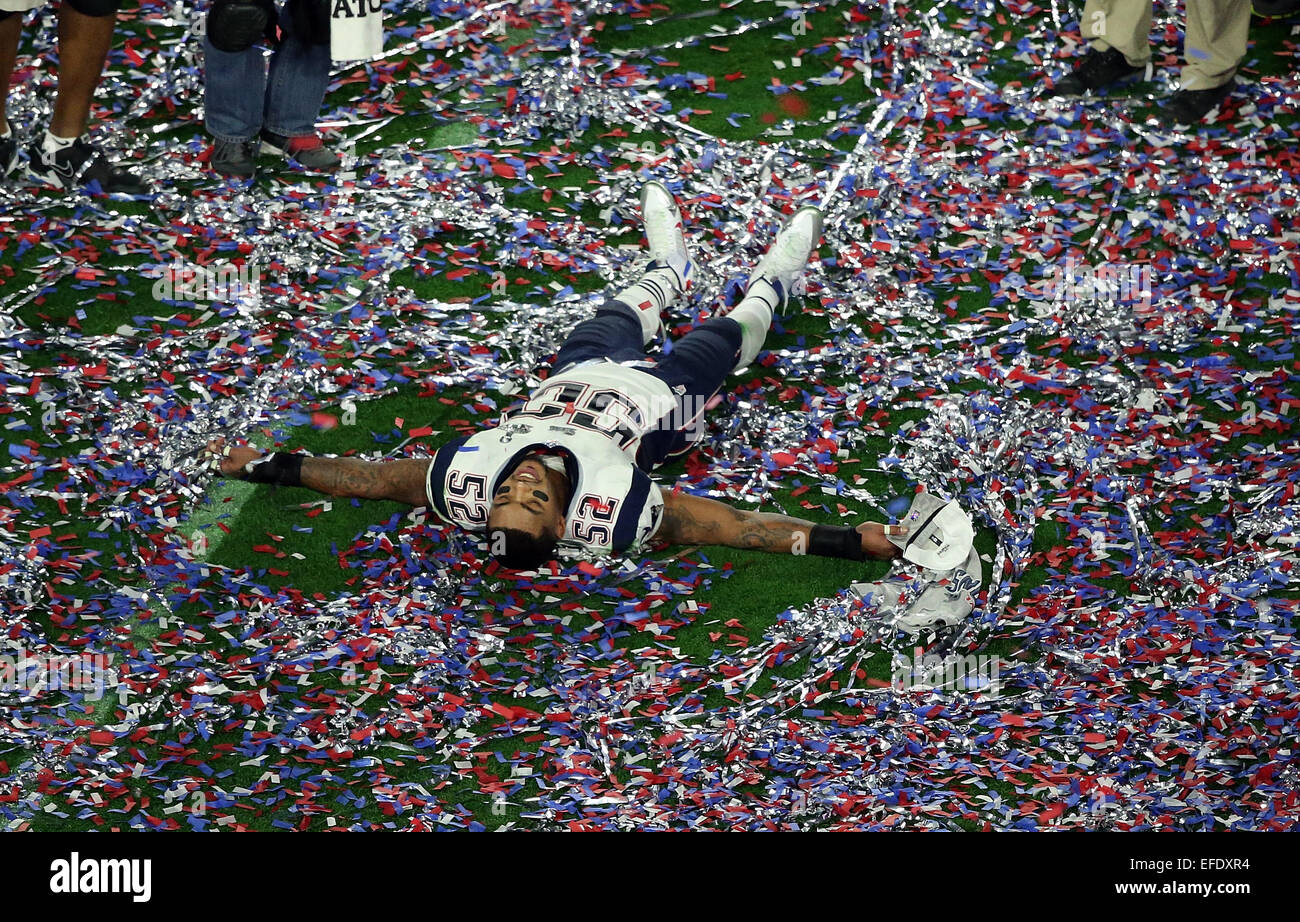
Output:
[552, 299, 744, 470]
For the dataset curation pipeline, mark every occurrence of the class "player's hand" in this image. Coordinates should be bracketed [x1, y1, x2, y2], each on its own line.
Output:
[857, 522, 906, 561]
[204, 438, 264, 478]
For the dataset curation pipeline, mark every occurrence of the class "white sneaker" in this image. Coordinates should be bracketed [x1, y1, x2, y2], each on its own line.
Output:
[640, 181, 692, 290]
[749, 205, 823, 308]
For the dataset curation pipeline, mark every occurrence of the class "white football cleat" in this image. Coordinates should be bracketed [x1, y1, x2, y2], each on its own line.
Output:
[748, 205, 823, 308]
[640, 180, 692, 291]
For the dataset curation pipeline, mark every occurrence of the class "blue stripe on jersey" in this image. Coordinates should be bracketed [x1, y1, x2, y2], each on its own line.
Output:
[612, 468, 652, 553]
[427, 436, 469, 519]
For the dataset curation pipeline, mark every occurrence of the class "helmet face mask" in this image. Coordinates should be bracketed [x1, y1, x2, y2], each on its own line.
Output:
[206, 0, 278, 53]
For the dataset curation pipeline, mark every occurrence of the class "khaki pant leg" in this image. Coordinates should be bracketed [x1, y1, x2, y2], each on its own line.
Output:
[1083, 0, 1153, 65]
[1181, 0, 1250, 90]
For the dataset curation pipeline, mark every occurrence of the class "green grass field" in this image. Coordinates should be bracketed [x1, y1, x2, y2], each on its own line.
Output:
[1, 0, 1298, 831]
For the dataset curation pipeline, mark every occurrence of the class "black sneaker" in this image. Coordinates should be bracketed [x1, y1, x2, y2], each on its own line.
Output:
[27, 137, 147, 195]
[0, 122, 16, 178]
[1254, 1, 1300, 17]
[1156, 81, 1234, 127]
[211, 137, 257, 178]
[259, 130, 342, 171]
[1041, 47, 1146, 98]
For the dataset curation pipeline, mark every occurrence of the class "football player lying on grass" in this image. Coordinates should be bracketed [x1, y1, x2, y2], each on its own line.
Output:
[206, 182, 905, 569]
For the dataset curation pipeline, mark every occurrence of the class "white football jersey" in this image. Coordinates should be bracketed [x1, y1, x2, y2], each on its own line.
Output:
[424, 360, 675, 554]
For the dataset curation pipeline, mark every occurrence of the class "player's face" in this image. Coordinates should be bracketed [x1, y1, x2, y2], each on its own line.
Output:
[486, 455, 568, 539]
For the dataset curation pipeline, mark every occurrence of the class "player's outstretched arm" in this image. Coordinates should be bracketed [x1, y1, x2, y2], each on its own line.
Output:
[656, 491, 905, 561]
[206, 439, 431, 507]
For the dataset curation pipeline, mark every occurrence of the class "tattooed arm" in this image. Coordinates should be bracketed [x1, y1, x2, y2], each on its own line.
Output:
[208, 439, 432, 507]
[655, 490, 904, 561]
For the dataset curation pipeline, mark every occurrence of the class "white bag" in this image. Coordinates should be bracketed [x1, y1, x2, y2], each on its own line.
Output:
[331, 0, 384, 62]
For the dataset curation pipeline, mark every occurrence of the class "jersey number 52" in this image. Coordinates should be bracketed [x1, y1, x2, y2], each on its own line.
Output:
[570, 493, 619, 546]
[445, 471, 488, 524]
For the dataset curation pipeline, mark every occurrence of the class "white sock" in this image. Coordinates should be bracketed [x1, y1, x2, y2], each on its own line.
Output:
[613, 266, 681, 344]
[0, 122, 11, 139]
[42, 130, 78, 155]
[727, 283, 780, 369]
[647, 252, 689, 289]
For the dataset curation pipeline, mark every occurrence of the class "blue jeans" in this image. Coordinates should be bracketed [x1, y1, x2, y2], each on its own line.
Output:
[203, 2, 332, 142]
[554, 300, 744, 470]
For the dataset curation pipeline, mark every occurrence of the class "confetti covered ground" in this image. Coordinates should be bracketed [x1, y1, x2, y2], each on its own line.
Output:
[1, 0, 1298, 831]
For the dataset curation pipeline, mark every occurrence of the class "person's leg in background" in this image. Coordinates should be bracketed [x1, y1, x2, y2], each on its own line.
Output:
[30, 0, 143, 193]
[203, 1, 272, 178]
[0, 6, 25, 175]
[1041, 0, 1151, 98]
[1082, 0, 1152, 68]
[49, 1, 114, 139]
[1160, 0, 1250, 124]
[13, 0, 144, 193]
[258, 0, 338, 170]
